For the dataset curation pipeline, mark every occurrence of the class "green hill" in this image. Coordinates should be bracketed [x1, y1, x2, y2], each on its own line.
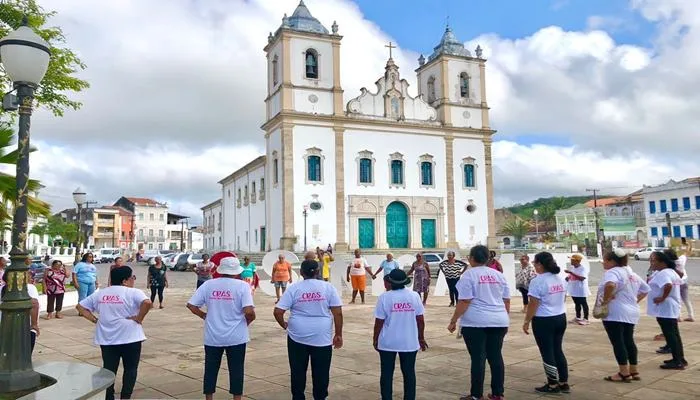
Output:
[505, 195, 611, 226]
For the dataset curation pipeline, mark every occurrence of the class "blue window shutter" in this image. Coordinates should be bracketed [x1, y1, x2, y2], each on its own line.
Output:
[359, 158, 372, 183]
[660, 200, 667, 213]
[307, 156, 321, 182]
[465, 164, 475, 187]
[682, 197, 691, 210]
[672, 226, 681, 238]
[696, 196, 700, 210]
[685, 225, 693, 239]
[391, 160, 403, 184]
[649, 201, 656, 214]
[662, 226, 669, 237]
[650, 227, 658, 237]
[671, 198, 679, 212]
[421, 162, 432, 186]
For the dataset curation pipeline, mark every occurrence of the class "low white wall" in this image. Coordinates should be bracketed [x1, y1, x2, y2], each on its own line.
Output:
[37, 290, 81, 313]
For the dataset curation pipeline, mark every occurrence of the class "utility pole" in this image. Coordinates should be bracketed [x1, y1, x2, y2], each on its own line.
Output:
[586, 189, 602, 257]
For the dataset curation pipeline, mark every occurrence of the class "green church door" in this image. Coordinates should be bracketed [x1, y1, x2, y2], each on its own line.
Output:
[421, 219, 436, 248]
[358, 218, 375, 249]
[386, 202, 409, 248]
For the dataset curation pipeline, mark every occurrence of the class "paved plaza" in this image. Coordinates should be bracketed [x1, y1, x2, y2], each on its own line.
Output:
[32, 263, 700, 399]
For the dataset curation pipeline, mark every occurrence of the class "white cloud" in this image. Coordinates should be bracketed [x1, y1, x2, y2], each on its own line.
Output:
[13, 0, 700, 223]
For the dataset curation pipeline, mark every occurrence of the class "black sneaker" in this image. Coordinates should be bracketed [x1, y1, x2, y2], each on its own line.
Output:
[663, 359, 689, 366]
[656, 347, 672, 354]
[559, 384, 571, 393]
[535, 384, 561, 393]
[660, 362, 685, 370]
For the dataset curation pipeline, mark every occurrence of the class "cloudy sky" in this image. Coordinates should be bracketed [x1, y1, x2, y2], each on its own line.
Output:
[21, 0, 700, 223]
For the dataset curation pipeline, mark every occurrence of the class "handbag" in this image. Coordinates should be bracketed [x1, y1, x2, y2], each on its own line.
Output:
[593, 269, 629, 319]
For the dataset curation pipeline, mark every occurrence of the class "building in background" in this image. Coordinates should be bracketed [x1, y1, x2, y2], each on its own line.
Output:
[166, 213, 189, 251]
[201, 199, 222, 251]
[56, 206, 96, 250]
[92, 207, 120, 248]
[114, 206, 135, 251]
[188, 226, 204, 252]
[113, 197, 170, 253]
[643, 177, 700, 247]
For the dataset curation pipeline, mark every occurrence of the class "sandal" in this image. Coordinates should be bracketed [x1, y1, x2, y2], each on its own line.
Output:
[630, 372, 641, 381]
[604, 372, 631, 383]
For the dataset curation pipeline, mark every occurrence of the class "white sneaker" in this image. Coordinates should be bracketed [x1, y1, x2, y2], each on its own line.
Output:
[577, 319, 590, 326]
[569, 317, 581, 324]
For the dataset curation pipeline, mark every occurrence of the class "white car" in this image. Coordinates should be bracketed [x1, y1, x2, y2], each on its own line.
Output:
[421, 253, 443, 277]
[634, 247, 661, 261]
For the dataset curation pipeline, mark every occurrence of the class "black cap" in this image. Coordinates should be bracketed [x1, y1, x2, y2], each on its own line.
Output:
[300, 259, 319, 275]
[384, 268, 411, 285]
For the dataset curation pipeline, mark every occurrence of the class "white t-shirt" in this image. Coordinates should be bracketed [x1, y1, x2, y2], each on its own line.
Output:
[528, 272, 567, 317]
[676, 255, 689, 283]
[380, 259, 401, 275]
[350, 257, 369, 276]
[276, 279, 342, 347]
[79, 285, 148, 346]
[567, 264, 591, 297]
[647, 268, 682, 319]
[456, 266, 510, 328]
[599, 267, 650, 324]
[375, 288, 425, 352]
[188, 277, 254, 347]
[0, 283, 39, 321]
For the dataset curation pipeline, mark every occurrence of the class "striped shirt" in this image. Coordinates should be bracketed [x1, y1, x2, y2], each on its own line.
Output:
[439, 260, 468, 279]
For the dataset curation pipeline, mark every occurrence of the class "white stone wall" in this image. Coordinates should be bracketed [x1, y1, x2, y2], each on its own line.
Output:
[452, 137, 489, 246]
[416, 62, 442, 102]
[202, 202, 222, 251]
[644, 182, 700, 239]
[267, 128, 283, 250]
[290, 37, 334, 88]
[221, 181, 235, 249]
[446, 59, 482, 104]
[232, 165, 266, 253]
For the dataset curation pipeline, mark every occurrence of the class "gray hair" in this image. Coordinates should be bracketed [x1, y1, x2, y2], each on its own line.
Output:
[386, 252, 393, 258]
[446, 251, 456, 258]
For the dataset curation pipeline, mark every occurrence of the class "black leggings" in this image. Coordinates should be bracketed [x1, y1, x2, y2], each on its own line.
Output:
[446, 278, 459, 304]
[532, 314, 568, 384]
[101, 341, 142, 400]
[379, 350, 417, 400]
[204, 343, 246, 395]
[150, 285, 164, 303]
[518, 287, 529, 305]
[657, 317, 685, 363]
[572, 296, 589, 320]
[287, 337, 332, 400]
[603, 321, 638, 365]
[461, 327, 507, 398]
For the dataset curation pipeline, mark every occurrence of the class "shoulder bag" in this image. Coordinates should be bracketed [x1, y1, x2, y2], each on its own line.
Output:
[593, 269, 629, 319]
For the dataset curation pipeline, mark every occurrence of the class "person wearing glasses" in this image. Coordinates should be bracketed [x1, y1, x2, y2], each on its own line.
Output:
[77, 266, 152, 400]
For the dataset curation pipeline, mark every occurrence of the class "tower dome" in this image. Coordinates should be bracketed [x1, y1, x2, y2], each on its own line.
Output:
[428, 25, 471, 61]
[284, 1, 329, 34]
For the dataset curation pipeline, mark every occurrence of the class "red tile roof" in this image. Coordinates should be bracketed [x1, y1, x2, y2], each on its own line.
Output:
[124, 197, 164, 206]
[584, 197, 621, 208]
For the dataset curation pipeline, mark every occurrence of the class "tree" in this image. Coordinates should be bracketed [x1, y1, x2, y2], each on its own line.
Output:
[30, 215, 77, 246]
[0, 0, 89, 118]
[501, 217, 532, 247]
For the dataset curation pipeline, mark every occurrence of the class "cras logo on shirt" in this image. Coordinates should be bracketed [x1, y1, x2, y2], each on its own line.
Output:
[479, 275, 499, 284]
[392, 302, 415, 312]
[209, 290, 233, 300]
[548, 284, 565, 294]
[299, 292, 326, 302]
[100, 295, 124, 304]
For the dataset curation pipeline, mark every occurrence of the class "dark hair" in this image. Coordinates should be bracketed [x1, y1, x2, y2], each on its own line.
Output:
[651, 251, 676, 270]
[603, 250, 628, 266]
[82, 252, 94, 262]
[300, 260, 319, 279]
[534, 252, 560, 274]
[114, 256, 123, 262]
[663, 248, 678, 262]
[51, 260, 62, 267]
[202, 253, 210, 259]
[489, 250, 497, 258]
[469, 245, 490, 264]
[110, 266, 133, 286]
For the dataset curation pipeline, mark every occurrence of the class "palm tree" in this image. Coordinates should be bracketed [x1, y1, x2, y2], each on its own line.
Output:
[501, 217, 532, 247]
[0, 125, 50, 231]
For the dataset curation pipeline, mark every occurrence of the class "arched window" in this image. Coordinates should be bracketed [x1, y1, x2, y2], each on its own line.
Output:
[272, 55, 279, 86]
[272, 151, 279, 185]
[427, 76, 436, 102]
[421, 161, 433, 186]
[305, 49, 318, 79]
[460, 72, 469, 98]
[307, 155, 321, 182]
[391, 160, 403, 185]
[359, 158, 372, 184]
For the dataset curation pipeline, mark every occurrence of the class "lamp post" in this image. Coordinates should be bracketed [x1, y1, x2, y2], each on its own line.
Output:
[72, 187, 87, 262]
[533, 209, 539, 243]
[0, 16, 51, 393]
[302, 205, 309, 252]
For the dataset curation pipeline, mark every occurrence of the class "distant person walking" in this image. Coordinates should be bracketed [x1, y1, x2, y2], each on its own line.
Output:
[407, 253, 431, 305]
[107, 256, 125, 286]
[523, 252, 570, 394]
[72, 253, 99, 303]
[347, 249, 373, 304]
[448, 245, 510, 400]
[77, 266, 152, 400]
[194, 253, 214, 289]
[147, 256, 168, 309]
[565, 254, 590, 325]
[241, 256, 257, 294]
[374, 269, 428, 400]
[597, 249, 649, 382]
[274, 260, 343, 400]
[515, 254, 536, 313]
[187, 257, 256, 400]
[438, 251, 468, 307]
[43, 260, 67, 319]
[320, 250, 334, 282]
[272, 254, 293, 303]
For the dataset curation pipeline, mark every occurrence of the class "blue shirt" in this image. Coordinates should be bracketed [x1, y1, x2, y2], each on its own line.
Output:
[380, 259, 401, 275]
[73, 262, 97, 283]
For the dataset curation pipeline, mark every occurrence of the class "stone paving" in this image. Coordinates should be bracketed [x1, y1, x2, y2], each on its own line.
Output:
[33, 285, 700, 399]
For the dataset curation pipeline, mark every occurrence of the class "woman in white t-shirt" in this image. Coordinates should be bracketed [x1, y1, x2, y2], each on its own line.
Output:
[597, 249, 650, 383]
[187, 257, 256, 400]
[648, 251, 687, 369]
[77, 266, 152, 400]
[273, 259, 343, 400]
[673, 243, 695, 322]
[374, 269, 428, 400]
[346, 249, 373, 304]
[565, 254, 591, 325]
[523, 252, 570, 394]
[447, 245, 510, 400]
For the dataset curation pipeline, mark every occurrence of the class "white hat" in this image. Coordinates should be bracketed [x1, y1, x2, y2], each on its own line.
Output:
[217, 256, 243, 276]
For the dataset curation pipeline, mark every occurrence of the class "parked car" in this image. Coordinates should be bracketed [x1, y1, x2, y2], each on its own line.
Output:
[634, 247, 661, 260]
[95, 248, 121, 264]
[163, 252, 181, 269]
[187, 253, 204, 270]
[141, 250, 170, 265]
[29, 256, 46, 283]
[170, 253, 192, 271]
[421, 253, 443, 278]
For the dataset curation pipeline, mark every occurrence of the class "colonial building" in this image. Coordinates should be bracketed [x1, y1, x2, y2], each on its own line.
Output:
[643, 177, 700, 244]
[203, 1, 496, 252]
[201, 199, 222, 251]
[113, 197, 171, 252]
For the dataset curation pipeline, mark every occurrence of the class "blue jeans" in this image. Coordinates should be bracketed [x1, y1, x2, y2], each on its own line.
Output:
[77, 281, 96, 302]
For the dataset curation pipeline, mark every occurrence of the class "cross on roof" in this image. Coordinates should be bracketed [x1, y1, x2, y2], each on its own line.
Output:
[385, 41, 396, 59]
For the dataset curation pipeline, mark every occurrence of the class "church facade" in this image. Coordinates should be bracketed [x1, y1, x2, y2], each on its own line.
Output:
[202, 1, 496, 253]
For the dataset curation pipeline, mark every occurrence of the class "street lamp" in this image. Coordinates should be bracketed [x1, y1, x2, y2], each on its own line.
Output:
[72, 187, 87, 262]
[0, 16, 51, 393]
[533, 209, 539, 243]
[302, 205, 309, 252]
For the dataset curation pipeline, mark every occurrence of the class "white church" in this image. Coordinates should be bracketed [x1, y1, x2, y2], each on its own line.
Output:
[201, 1, 497, 253]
